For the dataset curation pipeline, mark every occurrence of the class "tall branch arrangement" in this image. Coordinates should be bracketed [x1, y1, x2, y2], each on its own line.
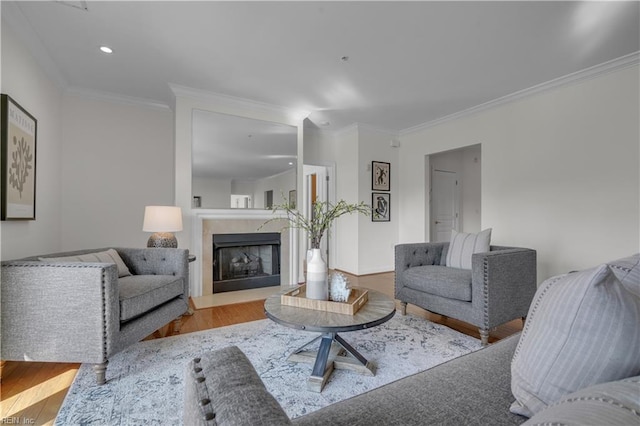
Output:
[263, 200, 372, 249]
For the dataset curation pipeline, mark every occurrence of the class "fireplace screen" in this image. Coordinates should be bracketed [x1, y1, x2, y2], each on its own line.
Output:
[213, 233, 281, 293]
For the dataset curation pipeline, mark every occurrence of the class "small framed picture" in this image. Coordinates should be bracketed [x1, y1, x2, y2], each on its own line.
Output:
[372, 192, 390, 222]
[1, 94, 37, 220]
[372, 161, 390, 191]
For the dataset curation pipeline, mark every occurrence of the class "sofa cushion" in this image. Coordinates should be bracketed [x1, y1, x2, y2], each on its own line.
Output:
[293, 333, 524, 426]
[510, 254, 640, 418]
[41, 248, 132, 278]
[119, 275, 184, 322]
[522, 376, 640, 426]
[402, 265, 472, 301]
[445, 228, 491, 270]
[184, 346, 291, 426]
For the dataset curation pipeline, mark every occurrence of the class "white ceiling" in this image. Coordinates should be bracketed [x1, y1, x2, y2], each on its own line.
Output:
[4, 1, 639, 139]
[6, 1, 639, 131]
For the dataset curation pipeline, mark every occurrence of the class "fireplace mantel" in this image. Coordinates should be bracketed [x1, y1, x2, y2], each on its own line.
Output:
[190, 209, 299, 297]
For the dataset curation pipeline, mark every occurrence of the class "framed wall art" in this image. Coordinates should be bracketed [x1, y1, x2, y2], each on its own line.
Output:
[372, 161, 390, 191]
[372, 192, 390, 222]
[1, 94, 37, 220]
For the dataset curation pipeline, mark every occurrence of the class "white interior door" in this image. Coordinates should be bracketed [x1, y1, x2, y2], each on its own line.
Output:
[431, 169, 459, 242]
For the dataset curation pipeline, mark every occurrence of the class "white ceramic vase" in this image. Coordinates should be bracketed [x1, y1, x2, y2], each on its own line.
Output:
[306, 248, 328, 300]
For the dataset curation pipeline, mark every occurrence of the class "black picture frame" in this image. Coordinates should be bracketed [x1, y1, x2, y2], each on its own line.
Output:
[372, 192, 390, 222]
[372, 161, 390, 191]
[1, 94, 37, 221]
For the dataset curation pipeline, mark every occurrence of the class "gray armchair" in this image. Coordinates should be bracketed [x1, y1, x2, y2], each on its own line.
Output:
[395, 242, 536, 345]
[1, 247, 189, 384]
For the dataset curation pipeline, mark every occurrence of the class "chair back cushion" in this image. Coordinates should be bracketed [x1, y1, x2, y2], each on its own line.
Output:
[445, 228, 491, 270]
[41, 248, 132, 277]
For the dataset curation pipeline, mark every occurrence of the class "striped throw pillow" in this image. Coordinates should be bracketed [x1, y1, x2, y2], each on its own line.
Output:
[510, 255, 640, 418]
[522, 376, 640, 426]
[445, 228, 491, 270]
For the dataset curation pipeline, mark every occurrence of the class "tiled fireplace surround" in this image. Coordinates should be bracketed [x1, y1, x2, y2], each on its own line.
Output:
[191, 210, 297, 297]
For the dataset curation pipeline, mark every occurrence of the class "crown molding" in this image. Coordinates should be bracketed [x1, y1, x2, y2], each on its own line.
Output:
[169, 83, 309, 123]
[1, 2, 68, 90]
[65, 86, 171, 111]
[401, 51, 640, 136]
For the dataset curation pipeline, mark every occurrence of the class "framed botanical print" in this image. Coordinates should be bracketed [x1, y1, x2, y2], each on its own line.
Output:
[1, 94, 37, 220]
[372, 192, 390, 222]
[372, 161, 390, 191]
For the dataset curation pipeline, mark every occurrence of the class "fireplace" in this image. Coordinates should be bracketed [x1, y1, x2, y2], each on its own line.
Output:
[212, 232, 281, 293]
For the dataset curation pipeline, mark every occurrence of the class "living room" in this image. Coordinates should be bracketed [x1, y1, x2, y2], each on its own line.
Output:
[1, 1, 639, 425]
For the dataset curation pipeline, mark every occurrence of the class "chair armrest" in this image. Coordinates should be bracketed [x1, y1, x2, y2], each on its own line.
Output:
[116, 248, 190, 297]
[471, 247, 537, 328]
[0, 261, 120, 363]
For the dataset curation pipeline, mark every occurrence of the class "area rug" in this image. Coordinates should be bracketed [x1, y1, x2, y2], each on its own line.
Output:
[56, 314, 482, 425]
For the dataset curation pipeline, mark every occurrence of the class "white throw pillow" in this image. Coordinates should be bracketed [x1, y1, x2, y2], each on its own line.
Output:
[445, 228, 491, 270]
[522, 376, 640, 426]
[510, 254, 640, 418]
[41, 248, 132, 278]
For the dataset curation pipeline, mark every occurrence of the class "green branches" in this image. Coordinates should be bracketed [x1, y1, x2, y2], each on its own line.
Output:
[261, 199, 372, 249]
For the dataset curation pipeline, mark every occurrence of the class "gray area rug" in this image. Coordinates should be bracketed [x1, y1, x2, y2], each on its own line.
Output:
[56, 314, 481, 425]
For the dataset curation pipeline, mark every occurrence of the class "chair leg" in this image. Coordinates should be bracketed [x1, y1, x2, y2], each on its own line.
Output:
[479, 328, 490, 347]
[399, 301, 407, 315]
[93, 361, 108, 385]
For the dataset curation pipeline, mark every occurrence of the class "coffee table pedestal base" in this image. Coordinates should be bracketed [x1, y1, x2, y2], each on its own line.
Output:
[288, 332, 376, 392]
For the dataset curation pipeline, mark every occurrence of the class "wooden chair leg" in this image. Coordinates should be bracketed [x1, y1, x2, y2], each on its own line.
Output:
[479, 328, 490, 347]
[399, 301, 407, 315]
[93, 361, 108, 385]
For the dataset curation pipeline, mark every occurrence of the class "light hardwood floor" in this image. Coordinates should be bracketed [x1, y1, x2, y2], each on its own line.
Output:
[0, 271, 522, 425]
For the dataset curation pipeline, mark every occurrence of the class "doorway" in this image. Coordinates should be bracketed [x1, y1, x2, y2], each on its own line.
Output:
[431, 169, 459, 242]
[302, 164, 335, 266]
[428, 145, 481, 242]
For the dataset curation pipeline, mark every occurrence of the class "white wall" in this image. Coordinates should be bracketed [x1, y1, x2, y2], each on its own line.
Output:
[357, 126, 399, 274]
[398, 65, 640, 282]
[304, 124, 400, 275]
[231, 170, 296, 209]
[461, 145, 481, 232]
[193, 176, 231, 208]
[60, 96, 174, 249]
[0, 23, 63, 260]
[331, 126, 360, 273]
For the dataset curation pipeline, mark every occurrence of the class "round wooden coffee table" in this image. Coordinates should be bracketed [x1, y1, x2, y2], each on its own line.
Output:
[264, 287, 396, 392]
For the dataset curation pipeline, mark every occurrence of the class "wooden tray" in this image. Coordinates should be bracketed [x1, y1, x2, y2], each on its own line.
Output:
[281, 285, 368, 315]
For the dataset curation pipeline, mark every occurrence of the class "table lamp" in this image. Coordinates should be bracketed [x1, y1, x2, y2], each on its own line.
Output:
[142, 206, 183, 248]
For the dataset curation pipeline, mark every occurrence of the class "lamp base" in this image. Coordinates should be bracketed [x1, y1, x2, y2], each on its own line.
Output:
[147, 232, 178, 248]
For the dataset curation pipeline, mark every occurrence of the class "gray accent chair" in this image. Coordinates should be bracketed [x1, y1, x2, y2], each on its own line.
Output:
[1, 247, 189, 385]
[395, 243, 537, 345]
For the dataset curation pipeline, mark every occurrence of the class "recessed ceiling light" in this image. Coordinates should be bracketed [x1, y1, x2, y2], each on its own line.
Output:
[99, 46, 113, 54]
[288, 162, 294, 166]
[320, 121, 331, 127]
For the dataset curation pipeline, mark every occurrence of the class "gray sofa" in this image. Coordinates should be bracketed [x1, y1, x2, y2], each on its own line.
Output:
[1, 247, 189, 384]
[395, 243, 537, 345]
[184, 253, 640, 426]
